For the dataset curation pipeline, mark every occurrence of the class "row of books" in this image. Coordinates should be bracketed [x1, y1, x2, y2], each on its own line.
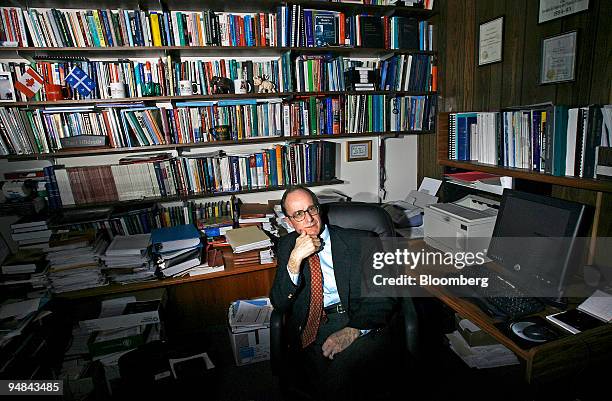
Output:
[447, 104, 611, 178]
[48, 200, 234, 238]
[0, 93, 434, 155]
[345, 94, 436, 133]
[1, 56, 290, 102]
[0, 6, 432, 49]
[284, 96, 343, 136]
[379, 54, 436, 92]
[0, 99, 285, 154]
[0, 51, 438, 104]
[44, 142, 337, 207]
[278, 5, 433, 50]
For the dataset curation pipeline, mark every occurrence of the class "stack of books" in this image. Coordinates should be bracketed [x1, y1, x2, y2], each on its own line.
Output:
[151, 224, 203, 278]
[0, 249, 49, 291]
[345, 67, 376, 91]
[101, 234, 154, 284]
[10, 215, 51, 249]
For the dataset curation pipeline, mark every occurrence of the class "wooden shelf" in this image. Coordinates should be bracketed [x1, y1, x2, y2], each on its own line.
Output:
[436, 112, 612, 193]
[53, 179, 345, 210]
[440, 160, 612, 193]
[3, 90, 437, 108]
[56, 261, 277, 300]
[3, 131, 433, 160]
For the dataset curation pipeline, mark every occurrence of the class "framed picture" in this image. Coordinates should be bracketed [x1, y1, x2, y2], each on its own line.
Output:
[539, 0, 589, 24]
[478, 16, 504, 66]
[0, 72, 16, 102]
[540, 31, 578, 85]
[347, 140, 372, 162]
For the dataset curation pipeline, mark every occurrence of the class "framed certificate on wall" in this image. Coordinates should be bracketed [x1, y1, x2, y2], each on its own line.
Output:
[540, 31, 578, 84]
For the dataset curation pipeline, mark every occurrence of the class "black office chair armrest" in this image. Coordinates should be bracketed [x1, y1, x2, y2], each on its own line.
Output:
[401, 297, 420, 360]
[270, 308, 285, 376]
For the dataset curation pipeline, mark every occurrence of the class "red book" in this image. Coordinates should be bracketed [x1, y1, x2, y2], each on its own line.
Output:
[445, 171, 500, 183]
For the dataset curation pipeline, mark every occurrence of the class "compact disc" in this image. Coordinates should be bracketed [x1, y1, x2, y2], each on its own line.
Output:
[510, 321, 547, 343]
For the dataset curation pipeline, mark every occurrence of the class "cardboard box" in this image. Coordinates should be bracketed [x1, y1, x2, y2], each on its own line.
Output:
[228, 326, 270, 366]
[455, 314, 498, 347]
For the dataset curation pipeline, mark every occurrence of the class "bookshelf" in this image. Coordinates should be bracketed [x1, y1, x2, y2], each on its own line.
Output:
[436, 111, 612, 193]
[0, 0, 439, 210]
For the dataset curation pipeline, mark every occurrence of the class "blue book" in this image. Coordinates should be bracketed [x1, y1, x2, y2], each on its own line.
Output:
[304, 10, 314, 47]
[313, 11, 336, 47]
[151, 224, 201, 253]
[100, 10, 114, 47]
[218, 99, 258, 106]
[133, 11, 144, 46]
[457, 113, 477, 161]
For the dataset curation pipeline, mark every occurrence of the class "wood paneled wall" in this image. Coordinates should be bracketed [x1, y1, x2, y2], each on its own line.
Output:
[418, 0, 612, 242]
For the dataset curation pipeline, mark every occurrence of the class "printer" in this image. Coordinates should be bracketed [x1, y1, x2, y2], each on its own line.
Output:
[424, 195, 499, 254]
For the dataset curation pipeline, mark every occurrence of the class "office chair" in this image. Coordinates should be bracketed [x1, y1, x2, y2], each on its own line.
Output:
[269, 202, 422, 399]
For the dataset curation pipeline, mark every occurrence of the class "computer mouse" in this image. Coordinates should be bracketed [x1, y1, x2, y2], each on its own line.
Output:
[522, 324, 557, 342]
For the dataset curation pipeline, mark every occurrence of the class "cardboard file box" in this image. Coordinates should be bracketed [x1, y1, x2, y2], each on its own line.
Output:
[228, 326, 270, 366]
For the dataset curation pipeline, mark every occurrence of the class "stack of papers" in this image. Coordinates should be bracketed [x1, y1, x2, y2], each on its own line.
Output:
[445, 330, 519, 369]
[224, 226, 272, 253]
[46, 231, 108, 293]
[228, 297, 272, 334]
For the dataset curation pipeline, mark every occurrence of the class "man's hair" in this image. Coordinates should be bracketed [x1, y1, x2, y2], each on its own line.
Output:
[280, 185, 319, 217]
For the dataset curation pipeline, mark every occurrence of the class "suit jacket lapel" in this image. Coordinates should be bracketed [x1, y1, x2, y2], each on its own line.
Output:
[329, 227, 350, 308]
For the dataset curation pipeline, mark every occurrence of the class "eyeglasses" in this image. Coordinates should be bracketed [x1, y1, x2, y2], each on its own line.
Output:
[289, 205, 319, 222]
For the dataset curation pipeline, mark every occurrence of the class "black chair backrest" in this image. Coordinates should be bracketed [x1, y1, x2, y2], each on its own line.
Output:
[321, 202, 395, 237]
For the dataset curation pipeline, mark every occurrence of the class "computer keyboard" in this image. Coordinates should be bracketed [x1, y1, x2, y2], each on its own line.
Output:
[445, 264, 545, 320]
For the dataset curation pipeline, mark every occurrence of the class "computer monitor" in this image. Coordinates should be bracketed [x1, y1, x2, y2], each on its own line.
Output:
[487, 189, 589, 302]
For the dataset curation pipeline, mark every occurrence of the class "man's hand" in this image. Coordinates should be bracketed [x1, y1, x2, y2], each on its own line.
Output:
[322, 327, 360, 360]
[287, 232, 321, 275]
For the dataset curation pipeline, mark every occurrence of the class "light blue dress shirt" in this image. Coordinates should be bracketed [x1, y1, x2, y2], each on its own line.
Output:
[287, 225, 339, 307]
[287, 225, 369, 335]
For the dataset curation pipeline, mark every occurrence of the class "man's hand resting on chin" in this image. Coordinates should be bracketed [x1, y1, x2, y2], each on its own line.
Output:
[322, 327, 360, 360]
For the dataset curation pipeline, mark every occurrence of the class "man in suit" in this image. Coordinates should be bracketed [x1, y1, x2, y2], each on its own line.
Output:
[270, 186, 397, 400]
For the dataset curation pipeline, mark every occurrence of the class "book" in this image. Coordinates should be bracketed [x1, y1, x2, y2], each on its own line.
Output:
[150, 224, 201, 253]
[224, 226, 272, 253]
[358, 16, 383, 48]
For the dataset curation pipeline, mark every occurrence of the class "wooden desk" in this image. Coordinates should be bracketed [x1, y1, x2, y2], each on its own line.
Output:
[399, 239, 612, 384]
[58, 262, 278, 329]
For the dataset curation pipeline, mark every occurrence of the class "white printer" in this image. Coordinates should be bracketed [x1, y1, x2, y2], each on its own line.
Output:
[424, 195, 499, 254]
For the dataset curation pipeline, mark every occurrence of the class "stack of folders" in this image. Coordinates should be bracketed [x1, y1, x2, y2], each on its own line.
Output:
[224, 226, 272, 254]
[150, 224, 203, 278]
[101, 234, 155, 284]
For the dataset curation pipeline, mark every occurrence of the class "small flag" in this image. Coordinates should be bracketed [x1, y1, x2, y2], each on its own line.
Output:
[65, 66, 96, 97]
[14, 67, 44, 99]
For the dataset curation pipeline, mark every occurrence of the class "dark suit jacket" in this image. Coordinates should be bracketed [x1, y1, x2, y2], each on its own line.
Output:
[270, 226, 395, 345]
